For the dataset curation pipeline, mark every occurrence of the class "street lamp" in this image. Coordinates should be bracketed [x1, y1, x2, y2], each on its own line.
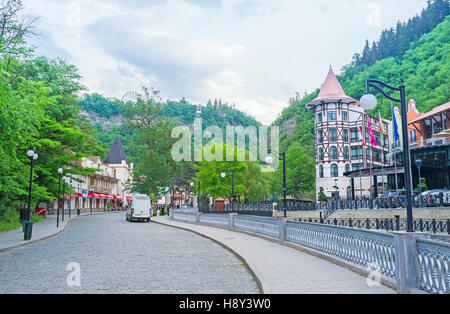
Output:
[62, 176, 66, 222]
[221, 169, 235, 208]
[57, 168, 63, 228]
[25, 146, 38, 240]
[416, 159, 422, 204]
[265, 150, 287, 218]
[361, 79, 414, 232]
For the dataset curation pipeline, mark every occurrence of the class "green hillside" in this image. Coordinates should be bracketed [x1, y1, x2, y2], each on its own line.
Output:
[78, 94, 261, 160]
[272, 14, 450, 199]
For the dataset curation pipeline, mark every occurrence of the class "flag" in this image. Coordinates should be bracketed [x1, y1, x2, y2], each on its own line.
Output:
[392, 106, 399, 142]
[378, 110, 384, 138]
[368, 119, 378, 147]
[357, 127, 366, 147]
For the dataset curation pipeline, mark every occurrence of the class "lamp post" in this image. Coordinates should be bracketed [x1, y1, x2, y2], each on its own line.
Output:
[416, 159, 422, 205]
[57, 168, 63, 228]
[25, 146, 38, 240]
[265, 150, 287, 218]
[221, 169, 235, 208]
[62, 176, 66, 222]
[77, 182, 81, 216]
[361, 79, 414, 232]
[68, 173, 72, 218]
[190, 179, 200, 208]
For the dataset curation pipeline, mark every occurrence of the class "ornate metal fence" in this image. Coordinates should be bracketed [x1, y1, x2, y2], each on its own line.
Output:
[234, 215, 280, 238]
[199, 213, 230, 227]
[416, 238, 450, 294]
[173, 211, 197, 223]
[285, 221, 396, 278]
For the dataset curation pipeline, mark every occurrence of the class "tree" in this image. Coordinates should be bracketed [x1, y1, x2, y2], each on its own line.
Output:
[122, 87, 179, 198]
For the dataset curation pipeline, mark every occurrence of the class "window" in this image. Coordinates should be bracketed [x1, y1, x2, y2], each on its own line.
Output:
[331, 164, 339, 177]
[351, 147, 363, 160]
[319, 165, 324, 178]
[318, 130, 323, 144]
[344, 129, 349, 142]
[351, 128, 359, 142]
[344, 147, 349, 160]
[330, 146, 338, 160]
[318, 148, 324, 161]
[328, 111, 336, 121]
[353, 164, 363, 171]
[367, 148, 372, 159]
[317, 113, 323, 123]
[345, 164, 351, 173]
[329, 128, 337, 142]
[342, 111, 348, 121]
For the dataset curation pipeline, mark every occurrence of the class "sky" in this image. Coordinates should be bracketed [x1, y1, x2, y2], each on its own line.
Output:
[23, 0, 429, 125]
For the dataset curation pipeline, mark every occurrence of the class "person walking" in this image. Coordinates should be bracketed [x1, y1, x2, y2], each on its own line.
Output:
[20, 204, 28, 232]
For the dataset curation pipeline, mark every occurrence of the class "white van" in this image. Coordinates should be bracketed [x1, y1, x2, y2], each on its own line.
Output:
[126, 194, 151, 222]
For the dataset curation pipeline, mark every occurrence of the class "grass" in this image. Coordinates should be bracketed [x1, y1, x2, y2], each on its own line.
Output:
[0, 211, 45, 233]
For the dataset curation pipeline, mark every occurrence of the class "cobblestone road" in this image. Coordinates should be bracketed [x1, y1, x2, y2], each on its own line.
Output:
[0, 213, 259, 294]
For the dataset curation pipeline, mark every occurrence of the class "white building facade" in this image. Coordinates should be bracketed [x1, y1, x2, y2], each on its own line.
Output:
[306, 68, 391, 200]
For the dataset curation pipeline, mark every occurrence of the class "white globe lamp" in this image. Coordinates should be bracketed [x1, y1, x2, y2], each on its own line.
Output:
[360, 94, 378, 111]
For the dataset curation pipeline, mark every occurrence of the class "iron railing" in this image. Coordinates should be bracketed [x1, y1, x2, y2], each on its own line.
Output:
[416, 238, 450, 294]
[199, 213, 230, 227]
[301, 217, 450, 235]
[234, 215, 280, 238]
[286, 221, 396, 278]
[173, 211, 197, 223]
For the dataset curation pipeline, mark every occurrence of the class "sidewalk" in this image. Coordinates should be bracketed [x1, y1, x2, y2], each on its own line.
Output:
[0, 211, 120, 252]
[153, 216, 396, 294]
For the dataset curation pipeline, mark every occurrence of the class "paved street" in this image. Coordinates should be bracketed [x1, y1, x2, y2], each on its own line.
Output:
[0, 213, 259, 294]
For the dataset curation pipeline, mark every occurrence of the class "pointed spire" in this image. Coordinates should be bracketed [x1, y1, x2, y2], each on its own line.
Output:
[306, 67, 359, 109]
[104, 136, 128, 165]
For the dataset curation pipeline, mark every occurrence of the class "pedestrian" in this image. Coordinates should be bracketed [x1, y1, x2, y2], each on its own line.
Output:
[20, 204, 28, 232]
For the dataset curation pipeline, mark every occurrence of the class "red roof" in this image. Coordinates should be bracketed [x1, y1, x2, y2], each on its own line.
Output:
[409, 102, 450, 125]
[306, 67, 359, 108]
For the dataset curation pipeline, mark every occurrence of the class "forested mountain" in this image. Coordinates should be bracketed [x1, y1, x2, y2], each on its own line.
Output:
[271, 9, 450, 199]
[78, 93, 261, 160]
[349, 0, 449, 72]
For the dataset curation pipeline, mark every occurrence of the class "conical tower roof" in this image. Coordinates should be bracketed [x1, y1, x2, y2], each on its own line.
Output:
[306, 67, 359, 109]
[104, 136, 128, 165]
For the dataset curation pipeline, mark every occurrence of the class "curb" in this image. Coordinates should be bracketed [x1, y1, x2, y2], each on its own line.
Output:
[152, 219, 264, 294]
[0, 215, 78, 254]
[0, 212, 123, 254]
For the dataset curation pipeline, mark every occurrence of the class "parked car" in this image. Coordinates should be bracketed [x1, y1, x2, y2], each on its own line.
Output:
[424, 189, 449, 206]
[126, 194, 151, 222]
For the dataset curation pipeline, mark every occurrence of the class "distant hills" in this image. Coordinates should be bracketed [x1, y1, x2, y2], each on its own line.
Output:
[78, 94, 261, 160]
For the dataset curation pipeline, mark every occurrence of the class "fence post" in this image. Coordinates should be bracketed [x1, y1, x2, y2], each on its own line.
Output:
[393, 232, 431, 294]
[196, 212, 201, 223]
[348, 218, 353, 228]
[432, 219, 437, 234]
[229, 213, 237, 229]
[320, 212, 323, 224]
[333, 218, 337, 226]
[366, 218, 370, 230]
[447, 219, 450, 235]
[169, 210, 174, 220]
[279, 218, 287, 242]
[395, 215, 400, 231]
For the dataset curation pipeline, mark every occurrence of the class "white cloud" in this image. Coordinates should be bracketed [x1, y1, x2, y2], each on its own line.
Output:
[23, 0, 429, 125]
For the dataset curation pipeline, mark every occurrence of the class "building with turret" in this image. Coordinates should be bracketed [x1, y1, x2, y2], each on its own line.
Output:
[306, 67, 391, 200]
